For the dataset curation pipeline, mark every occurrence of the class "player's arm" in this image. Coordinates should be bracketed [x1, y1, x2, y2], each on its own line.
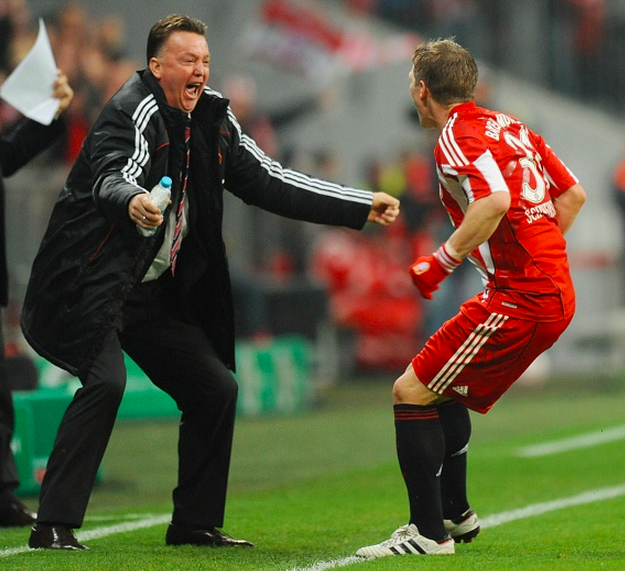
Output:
[446, 191, 510, 257]
[552, 183, 586, 235]
[410, 191, 510, 299]
[530, 131, 584, 234]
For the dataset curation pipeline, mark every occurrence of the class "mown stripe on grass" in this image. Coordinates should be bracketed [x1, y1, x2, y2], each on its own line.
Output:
[517, 424, 625, 457]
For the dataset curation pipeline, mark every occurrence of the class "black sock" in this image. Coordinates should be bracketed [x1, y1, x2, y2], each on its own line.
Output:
[394, 403, 446, 541]
[438, 401, 472, 520]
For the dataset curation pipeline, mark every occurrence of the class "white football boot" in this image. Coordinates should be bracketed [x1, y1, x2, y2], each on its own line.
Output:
[356, 524, 455, 558]
[444, 508, 480, 543]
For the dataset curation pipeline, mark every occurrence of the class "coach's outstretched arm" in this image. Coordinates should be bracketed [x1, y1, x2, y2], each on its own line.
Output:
[368, 192, 401, 226]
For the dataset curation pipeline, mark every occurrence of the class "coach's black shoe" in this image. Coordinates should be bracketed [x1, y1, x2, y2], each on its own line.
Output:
[29, 523, 89, 550]
[0, 495, 36, 527]
[165, 523, 254, 547]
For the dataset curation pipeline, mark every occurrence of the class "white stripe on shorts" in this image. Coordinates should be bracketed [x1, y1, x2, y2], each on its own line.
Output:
[428, 312, 509, 394]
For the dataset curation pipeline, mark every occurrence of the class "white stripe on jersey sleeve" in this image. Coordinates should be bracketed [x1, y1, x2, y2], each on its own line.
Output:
[439, 114, 470, 167]
[544, 142, 579, 184]
[477, 241, 495, 276]
[544, 165, 579, 189]
[473, 149, 510, 194]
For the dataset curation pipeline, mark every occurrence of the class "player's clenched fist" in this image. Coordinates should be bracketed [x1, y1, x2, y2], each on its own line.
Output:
[409, 242, 462, 300]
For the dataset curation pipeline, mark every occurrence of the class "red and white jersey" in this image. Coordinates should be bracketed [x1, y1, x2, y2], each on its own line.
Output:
[435, 101, 578, 321]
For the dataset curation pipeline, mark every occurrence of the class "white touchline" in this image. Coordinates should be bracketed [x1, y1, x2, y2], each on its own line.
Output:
[284, 557, 363, 571]
[2, 485, 625, 561]
[78, 514, 171, 540]
[0, 514, 170, 557]
[478, 484, 625, 528]
[283, 484, 625, 571]
[517, 424, 625, 457]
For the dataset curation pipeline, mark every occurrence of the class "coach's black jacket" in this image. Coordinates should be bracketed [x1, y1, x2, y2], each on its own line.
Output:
[21, 70, 372, 377]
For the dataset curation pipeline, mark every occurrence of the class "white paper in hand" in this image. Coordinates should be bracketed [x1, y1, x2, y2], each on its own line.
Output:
[0, 19, 59, 125]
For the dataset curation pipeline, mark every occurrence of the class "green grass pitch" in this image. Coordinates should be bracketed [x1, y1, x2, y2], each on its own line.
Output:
[2, 375, 625, 570]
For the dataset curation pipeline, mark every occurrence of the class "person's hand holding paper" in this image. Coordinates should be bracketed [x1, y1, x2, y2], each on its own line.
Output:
[0, 19, 67, 125]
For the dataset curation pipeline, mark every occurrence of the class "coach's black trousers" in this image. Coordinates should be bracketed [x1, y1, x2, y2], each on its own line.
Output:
[36, 276, 239, 529]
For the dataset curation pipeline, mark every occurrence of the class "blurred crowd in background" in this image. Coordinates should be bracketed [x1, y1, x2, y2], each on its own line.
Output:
[0, 0, 136, 164]
[345, 0, 621, 113]
[0, 0, 624, 374]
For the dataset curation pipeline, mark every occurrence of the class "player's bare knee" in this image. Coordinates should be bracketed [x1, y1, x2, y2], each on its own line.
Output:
[393, 369, 437, 406]
[392, 377, 403, 403]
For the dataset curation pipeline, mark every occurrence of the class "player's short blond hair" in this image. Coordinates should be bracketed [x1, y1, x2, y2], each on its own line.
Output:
[412, 38, 478, 106]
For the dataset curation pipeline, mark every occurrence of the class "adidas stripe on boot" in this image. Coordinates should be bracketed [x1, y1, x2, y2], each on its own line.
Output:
[356, 524, 454, 558]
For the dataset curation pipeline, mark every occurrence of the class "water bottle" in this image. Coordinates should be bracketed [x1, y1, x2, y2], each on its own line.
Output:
[137, 176, 172, 237]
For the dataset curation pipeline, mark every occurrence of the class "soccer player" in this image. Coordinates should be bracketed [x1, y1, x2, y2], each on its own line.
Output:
[356, 38, 586, 557]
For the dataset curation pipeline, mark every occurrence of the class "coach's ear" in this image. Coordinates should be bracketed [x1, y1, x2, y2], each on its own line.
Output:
[150, 57, 162, 79]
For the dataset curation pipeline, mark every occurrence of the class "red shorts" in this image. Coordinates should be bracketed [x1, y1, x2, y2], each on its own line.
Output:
[412, 295, 573, 414]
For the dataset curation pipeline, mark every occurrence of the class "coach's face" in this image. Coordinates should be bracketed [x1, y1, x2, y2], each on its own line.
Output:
[150, 31, 210, 113]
